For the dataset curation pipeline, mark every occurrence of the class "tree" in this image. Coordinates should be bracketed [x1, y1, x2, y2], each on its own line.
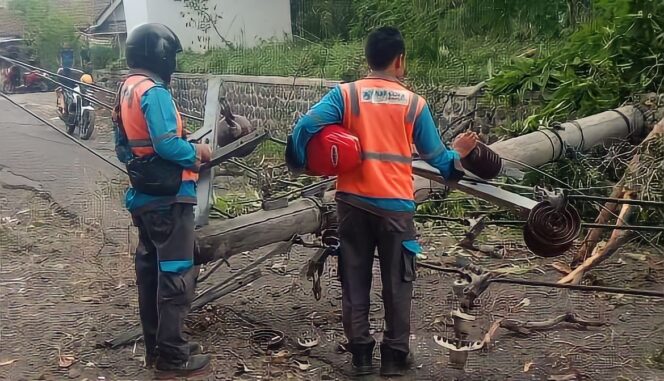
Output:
[9, 0, 79, 70]
[179, 0, 235, 50]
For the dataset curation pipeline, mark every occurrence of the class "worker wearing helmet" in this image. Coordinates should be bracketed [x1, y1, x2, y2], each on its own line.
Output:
[114, 23, 212, 379]
[80, 74, 93, 84]
[288, 26, 479, 377]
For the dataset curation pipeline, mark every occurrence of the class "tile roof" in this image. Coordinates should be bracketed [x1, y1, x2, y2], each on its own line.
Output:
[52, 0, 114, 27]
[0, 0, 112, 37]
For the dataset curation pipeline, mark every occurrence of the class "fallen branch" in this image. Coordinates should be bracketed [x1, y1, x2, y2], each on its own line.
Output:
[481, 313, 605, 346]
[560, 192, 639, 284]
[571, 186, 623, 267]
[548, 373, 583, 381]
[499, 313, 605, 335]
[566, 119, 664, 280]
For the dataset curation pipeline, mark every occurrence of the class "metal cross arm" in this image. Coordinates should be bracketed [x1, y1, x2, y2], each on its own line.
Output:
[200, 129, 268, 171]
[187, 125, 213, 143]
[412, 160, 538, 218]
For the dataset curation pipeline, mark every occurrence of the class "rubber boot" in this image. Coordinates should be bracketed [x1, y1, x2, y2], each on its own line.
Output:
[146, 342, 203, 368]
[349, 341, 375, 376]
[154, 353, 211, 380]
[379, 344, 415, 377]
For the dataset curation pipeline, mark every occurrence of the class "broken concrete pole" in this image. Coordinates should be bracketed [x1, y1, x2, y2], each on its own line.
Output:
[195, 107, 647, 264]
[489, 106, 644, 169]
[196, 197, 326, 264]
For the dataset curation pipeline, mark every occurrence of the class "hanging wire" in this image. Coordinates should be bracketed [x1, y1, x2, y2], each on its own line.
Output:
[417, 262, 664, 298]
[0, 91, 127, 174]
[501, 157, 664, 254]
[0, 55, 203, 122]
[2, 57, 661, 246]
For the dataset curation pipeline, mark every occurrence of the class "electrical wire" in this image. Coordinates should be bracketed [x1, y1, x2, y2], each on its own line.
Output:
[3, 56, 661, 246]
[414, 214, 664, 232]
[501, 157, 664, 254]
[0, 54, 116, 95]
[0, 55, 204, 122]
[568, 194, 664, 208]
[0, 91, 127, 174]
[417, 262, 664, 298]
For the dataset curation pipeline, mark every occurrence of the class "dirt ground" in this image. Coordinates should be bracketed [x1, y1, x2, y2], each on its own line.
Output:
[1, 93, 664, 381]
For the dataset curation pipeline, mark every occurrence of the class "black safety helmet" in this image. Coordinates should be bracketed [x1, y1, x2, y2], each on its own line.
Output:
[125, 23, 182, 84]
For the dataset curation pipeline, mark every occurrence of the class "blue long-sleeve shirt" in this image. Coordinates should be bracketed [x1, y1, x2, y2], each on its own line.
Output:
[291, 85, 460, 213]
[115, 83, 198, 213]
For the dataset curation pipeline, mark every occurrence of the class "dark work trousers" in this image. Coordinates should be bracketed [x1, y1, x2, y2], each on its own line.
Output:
[337, 200, 418, 354]
[132, 203, 198, 364]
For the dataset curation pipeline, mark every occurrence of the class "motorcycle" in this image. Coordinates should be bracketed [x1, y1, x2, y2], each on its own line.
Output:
[56, 72, 95, 140]
[2, 67, 51, 94]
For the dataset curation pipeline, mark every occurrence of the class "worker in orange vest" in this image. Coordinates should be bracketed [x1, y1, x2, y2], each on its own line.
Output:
[113, 23, 212, 379]
[288, 26, 479, 376]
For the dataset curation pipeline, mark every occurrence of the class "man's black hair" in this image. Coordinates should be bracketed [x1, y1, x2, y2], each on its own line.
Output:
[365, 26, 405, 70]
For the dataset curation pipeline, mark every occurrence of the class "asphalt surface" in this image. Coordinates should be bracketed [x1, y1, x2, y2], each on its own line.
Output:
[0, 93, 124, 222]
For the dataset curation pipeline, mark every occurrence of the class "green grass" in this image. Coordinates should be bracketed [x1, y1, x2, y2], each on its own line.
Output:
[177, 37, 555, 85]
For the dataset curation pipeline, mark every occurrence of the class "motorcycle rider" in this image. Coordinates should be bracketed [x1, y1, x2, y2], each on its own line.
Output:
[113, 23, 213, 379]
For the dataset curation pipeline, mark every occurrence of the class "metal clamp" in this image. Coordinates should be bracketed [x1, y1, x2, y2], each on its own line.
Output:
[453, 264, 493, 311]
[459, 215, 487, 250]
[301, 180, 333, 198]
[261, 197, 289, 211]
[302, 229, 340, 301]
[533, 186, 567, 212]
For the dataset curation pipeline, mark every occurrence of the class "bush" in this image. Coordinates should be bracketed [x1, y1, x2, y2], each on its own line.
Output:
[9, 0, 79, 70]
[89, 46, 119, 70]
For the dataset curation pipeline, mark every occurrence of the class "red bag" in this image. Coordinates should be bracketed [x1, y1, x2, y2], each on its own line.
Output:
[306, 124, 362, 176]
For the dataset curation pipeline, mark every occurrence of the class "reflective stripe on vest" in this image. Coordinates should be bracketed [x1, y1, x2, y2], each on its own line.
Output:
[336, 77, 425, 200]
[119, 75, 198, 182]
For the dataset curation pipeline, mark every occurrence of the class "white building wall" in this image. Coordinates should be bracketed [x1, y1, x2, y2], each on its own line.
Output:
[123, 0, 149, 36]
[124, 0, 291, 52]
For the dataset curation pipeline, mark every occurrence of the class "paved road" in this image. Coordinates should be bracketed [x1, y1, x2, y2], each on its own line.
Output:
[0, 95, 149, 379]
[0, 94, 126, 227]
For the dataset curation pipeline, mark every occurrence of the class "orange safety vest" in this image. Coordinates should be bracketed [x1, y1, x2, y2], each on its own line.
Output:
[120, 74, 198, 183]
[336, 75, 426, 200]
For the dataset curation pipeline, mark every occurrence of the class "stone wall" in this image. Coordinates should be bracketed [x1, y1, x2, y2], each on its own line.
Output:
[92, 70, 529, 144]
[92, 71, 209, 124]
[93, 70, 338, 137]
[217, 75, 339, 138]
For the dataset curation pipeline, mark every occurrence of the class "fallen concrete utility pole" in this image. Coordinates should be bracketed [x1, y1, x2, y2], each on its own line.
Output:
[109, 105, 648, 348]
[194, 106, 646, 264]
[489, 106, 644, 169]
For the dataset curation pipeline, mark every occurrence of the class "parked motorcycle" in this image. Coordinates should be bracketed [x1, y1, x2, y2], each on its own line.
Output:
[56, 72, 95, 140]
[2, 67, 50, 94]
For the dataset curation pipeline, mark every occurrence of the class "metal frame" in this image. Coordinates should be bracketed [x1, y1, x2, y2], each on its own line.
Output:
[194, 76, 223, 228]
[412, 160, 538, 217]
[193, 77, 269, 228]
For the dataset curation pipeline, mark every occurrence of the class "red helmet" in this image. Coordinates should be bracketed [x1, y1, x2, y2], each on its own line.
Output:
[306, 124, 362, 176]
